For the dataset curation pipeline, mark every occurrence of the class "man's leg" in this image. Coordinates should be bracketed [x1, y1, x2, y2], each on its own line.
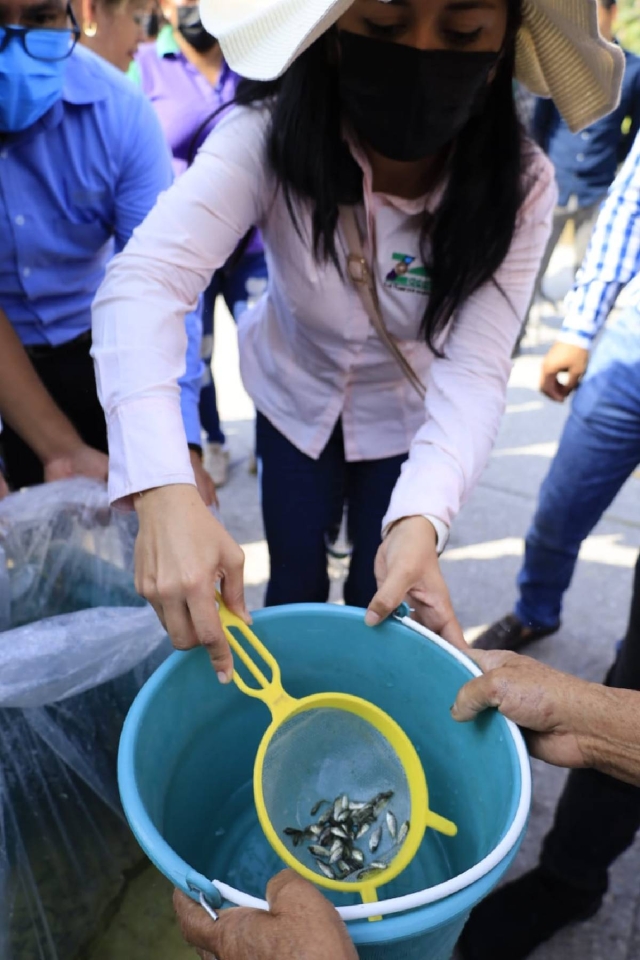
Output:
[459, 553, 640, 960]
[540, 552, 640, 894]
[476, 307, 640, 649]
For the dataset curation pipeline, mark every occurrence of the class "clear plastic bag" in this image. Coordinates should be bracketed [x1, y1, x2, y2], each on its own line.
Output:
[0, 477, 142, 630]
[0, 479, 173, 959]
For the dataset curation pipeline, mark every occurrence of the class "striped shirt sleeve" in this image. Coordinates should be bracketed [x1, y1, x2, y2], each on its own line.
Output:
[561, 131, 640, 348]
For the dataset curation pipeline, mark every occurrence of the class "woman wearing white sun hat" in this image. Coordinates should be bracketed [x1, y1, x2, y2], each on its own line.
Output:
[92, 0, 622, 680]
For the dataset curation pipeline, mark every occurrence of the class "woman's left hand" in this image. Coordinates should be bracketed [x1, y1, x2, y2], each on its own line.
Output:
[366, 516, 467, 651]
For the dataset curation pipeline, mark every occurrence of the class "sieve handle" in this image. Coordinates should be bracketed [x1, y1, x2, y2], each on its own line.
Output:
[216, 593, 293, 714]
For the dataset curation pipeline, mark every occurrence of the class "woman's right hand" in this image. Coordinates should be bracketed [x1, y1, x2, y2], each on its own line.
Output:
[134, 484, 249, 682]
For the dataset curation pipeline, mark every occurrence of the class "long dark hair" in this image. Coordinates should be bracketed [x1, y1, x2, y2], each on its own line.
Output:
[194, 2, 529, 351]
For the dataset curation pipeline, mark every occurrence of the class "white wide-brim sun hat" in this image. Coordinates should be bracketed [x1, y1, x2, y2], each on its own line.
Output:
[200, 0, 624, 133]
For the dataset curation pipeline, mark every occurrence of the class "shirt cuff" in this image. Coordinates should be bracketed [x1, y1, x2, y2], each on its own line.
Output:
[106, 396, 196, 506]
[422, 515, 450, 554]
[381, 514, 450, 556]
[556, 328, 595, 350]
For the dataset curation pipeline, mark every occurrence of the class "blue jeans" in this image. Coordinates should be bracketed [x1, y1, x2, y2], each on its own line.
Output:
[199, 251, 268, 445]
[516, 305, 640, 630]
[256, 412, 408, 608]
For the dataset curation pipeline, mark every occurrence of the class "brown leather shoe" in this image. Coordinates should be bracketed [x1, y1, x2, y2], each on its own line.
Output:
[472, 613, 559, 651]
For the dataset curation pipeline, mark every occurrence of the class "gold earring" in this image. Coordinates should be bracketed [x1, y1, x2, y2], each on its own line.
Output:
[83, 20, 98, 36]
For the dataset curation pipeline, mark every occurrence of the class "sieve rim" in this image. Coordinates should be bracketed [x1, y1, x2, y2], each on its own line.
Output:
[253, 690, 430, 897]
[208, 617, 532, 921]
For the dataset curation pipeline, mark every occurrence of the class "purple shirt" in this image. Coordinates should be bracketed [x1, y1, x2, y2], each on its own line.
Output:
[132, 27, 262, 256]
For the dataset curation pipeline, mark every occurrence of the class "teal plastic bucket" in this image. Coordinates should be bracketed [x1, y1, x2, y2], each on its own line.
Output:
[118, 605, 531, 960]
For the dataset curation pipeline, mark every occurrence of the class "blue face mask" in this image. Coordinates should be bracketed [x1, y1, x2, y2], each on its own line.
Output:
[0, 27, 71, 133]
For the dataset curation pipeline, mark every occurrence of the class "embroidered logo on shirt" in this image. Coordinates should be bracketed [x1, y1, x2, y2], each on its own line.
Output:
[385, 254, 431, 295]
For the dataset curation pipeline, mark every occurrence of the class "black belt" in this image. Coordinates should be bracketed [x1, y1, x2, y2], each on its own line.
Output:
[25, 330, 92, 361]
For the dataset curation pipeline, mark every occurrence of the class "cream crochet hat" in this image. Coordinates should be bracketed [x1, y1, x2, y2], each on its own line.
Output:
[200, 0, 624, 132]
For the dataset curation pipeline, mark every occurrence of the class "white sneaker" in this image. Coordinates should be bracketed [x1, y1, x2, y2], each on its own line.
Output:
[203, 442, 230, 488]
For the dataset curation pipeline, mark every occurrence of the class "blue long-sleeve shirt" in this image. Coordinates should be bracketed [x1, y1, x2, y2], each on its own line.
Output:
[532, 47, 640, 209]
[0, 45, 202, 445]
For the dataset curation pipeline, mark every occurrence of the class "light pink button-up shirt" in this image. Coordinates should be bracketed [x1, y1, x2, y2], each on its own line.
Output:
[92, 106, 555, 534]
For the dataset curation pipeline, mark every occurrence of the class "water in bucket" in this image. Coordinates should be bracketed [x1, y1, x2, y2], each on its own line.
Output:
[119, 604, 531, 960]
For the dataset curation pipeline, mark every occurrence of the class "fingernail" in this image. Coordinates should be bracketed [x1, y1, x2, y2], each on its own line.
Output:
[365, 611, 381, 627]
[450, 703, 460, 719]
[243, 607, 253, 625]
[217, 671, 231, 685]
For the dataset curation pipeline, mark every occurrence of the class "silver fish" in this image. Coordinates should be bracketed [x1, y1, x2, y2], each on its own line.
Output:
[337, 859, 351, 876]
[355, 822, 371, 839]
[373, 795, 392, 818]
[283, 828, 304, 847]
[331, 826, 350, 840]
[369, 826, 382, 853]
[350, 848, 365, 865]
[317, 809, 332, 826]
[386, 812, 397, 840]
[318, 826, 332, 846]
[329, 845, 344, 865]
[308, 845, 330, 858]
[333, 795, 348, 820]
[307, 824, 322, 837]
[349, 801, 368, 811]
[336, 809, 351, 824]
[370, 860, 387, 870]
[397, 820, 410, 845]
[316, 860, 336, 879]
[310, 799, 330, 817]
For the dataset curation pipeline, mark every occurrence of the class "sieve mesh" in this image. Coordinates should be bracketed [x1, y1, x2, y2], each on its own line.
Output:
[262, 707, 411, 883]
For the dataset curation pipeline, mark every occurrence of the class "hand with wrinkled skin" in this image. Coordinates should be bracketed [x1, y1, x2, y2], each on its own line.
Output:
[540, 341, 589, 402]
[367, 516, 467, 651]
[173, 871, 358, 960]
[452, 649, 640, 786]
[134, 484, 249, 682]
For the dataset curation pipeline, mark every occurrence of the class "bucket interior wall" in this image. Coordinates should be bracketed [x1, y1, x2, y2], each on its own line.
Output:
[127, 605, 525, 947]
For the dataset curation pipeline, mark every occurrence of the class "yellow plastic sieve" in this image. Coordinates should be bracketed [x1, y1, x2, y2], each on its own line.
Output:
[218, 596, 458, 908]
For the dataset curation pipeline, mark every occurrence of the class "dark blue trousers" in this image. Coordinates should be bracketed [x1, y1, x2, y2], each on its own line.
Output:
[256, 413, 407, 609]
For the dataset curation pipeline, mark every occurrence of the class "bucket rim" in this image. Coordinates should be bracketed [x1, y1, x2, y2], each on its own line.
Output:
[118, 608, 531, 922]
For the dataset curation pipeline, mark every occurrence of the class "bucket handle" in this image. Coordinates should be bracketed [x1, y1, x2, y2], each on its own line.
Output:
[187, 870, 224, 912]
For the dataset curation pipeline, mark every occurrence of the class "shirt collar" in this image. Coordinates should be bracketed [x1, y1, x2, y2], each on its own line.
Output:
[0, 45, 107, 146]
[345, 127, 445, 217]
[156, 23, 180, 58]
[62, 45, 110, 106]
[155, 24, 232, 90]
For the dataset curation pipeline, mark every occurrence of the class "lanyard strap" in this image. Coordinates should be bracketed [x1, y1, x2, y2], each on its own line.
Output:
[340, 206, 426, 401]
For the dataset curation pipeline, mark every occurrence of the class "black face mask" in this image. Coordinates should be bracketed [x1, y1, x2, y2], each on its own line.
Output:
[338, 31, 499, 162]
[177, 6, 217, 53]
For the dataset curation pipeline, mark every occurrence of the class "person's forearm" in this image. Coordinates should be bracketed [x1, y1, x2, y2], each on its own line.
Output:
[577, 685, 640, 787]
[0, 310, 84, 462]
